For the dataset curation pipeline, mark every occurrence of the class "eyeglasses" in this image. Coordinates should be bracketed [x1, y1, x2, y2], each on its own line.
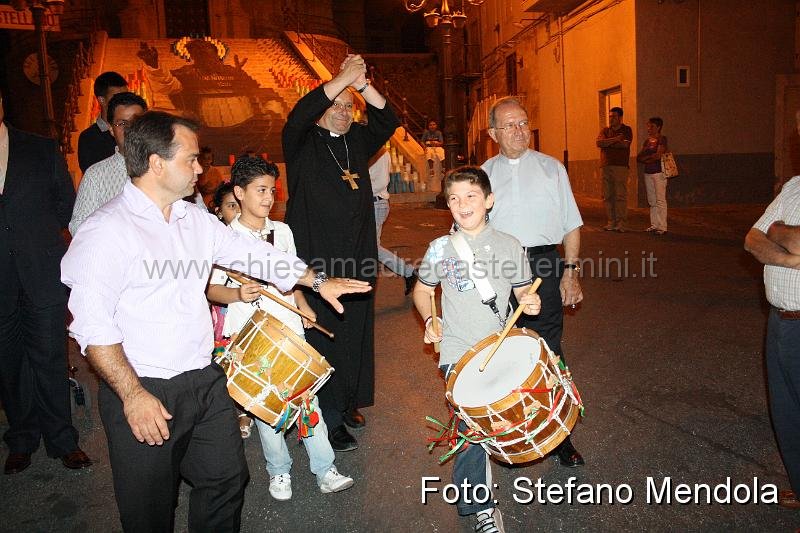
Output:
[493, 120, 530, 132]
[331, 101, 353, 112]
[112, 120, 131, 128]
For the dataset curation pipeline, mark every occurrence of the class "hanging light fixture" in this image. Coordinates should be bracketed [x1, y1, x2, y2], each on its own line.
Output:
[404, 0, 484, 29]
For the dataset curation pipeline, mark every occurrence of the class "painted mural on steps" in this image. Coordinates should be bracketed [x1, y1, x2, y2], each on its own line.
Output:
[131, 36, 320, 163]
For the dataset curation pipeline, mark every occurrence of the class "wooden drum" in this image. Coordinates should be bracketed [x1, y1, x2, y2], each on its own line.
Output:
[445, 328, 582, 464]
[216, 310, 333, 427]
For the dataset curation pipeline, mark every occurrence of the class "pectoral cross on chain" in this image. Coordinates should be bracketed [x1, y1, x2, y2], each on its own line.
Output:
[341, 169, 360, 190]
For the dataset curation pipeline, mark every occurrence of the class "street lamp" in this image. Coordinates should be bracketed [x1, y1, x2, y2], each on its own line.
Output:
[404, 0, 484, 175]
[11, 0, 65, 139]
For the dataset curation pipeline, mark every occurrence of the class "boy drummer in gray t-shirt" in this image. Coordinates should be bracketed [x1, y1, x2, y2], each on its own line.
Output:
[412, 166, 540, 532]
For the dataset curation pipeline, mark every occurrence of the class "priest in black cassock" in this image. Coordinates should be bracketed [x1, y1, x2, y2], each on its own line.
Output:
[283, 54, 400, 451]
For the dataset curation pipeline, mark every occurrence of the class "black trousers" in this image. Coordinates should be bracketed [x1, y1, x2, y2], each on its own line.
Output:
[517, 248, 566, 359]
[98, 363, 248, 533]
[517, 248, 578, 452]
[0, 281, 77, 457]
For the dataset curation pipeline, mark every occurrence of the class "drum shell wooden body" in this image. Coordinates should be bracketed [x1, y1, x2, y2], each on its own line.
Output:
[445, 328, 580, 464]
[217, 310, 333, 426]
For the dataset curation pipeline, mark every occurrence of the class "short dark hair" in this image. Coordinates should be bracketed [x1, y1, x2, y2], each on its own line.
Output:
[107, 92, 148, 123]
[648, 116, 663, 130]
[610, 106, 623, 117]
[230, 156, 279, 192]
[124, 111, 199, 179]
[212, 181, 236, 211]
[444, 165, 492, 197]
[93, 71, 128, 98]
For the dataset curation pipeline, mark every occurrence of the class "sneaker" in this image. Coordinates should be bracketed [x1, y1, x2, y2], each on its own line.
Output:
[655, 229, 667, 235]
[475, 508, 504, 533]
[645, 226, 657, 232]
[269, 473, 292, 501]
[318, 466, 354, 493]
[603, 224, 615, 231]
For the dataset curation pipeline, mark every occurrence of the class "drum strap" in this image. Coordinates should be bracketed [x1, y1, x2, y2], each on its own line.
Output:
[449, 232, 508, 328]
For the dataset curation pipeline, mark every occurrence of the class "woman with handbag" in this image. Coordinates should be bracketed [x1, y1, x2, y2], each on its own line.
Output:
[637, 117, 669, 235]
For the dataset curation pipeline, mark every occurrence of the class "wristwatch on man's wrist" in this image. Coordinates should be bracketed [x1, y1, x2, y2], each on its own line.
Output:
[312, 272, 329, 293]
[564, 263, 581, 273]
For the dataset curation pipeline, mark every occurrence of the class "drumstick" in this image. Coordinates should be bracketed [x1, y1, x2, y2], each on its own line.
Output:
[479, 277, 542, 372]
[226, 271, 334, 339]
[430, 291, 440, 353]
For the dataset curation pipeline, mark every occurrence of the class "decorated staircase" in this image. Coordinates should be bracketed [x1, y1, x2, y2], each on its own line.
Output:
[99, 37, 320, 163]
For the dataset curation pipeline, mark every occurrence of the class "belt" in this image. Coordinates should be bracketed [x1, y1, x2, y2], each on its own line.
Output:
[777, 308, 800, 320]
[373, 196, 385, 202]
[527, 244, 557, 255]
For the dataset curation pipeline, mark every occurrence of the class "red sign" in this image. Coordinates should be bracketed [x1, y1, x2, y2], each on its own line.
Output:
[0, 6, 61, 31]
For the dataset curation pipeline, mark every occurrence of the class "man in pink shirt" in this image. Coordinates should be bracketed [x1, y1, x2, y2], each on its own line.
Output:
[61, 111, 370, 532]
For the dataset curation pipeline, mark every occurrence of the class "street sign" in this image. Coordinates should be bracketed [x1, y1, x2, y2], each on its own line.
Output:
[0, 5, 61, 31]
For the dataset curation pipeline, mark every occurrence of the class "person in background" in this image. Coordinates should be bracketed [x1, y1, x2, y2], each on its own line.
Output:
[207, 181, 249, 437]
[197, 146, 224, 208]
[745, 177, 800, 510]
[212, 180, 240, 225]
[421, 119, 444, 178]
[637, 117, 669, 235]
[77, 71, 128, 173]
[368, 146, 417, 295]
[0, 87, 91, 475]
[69, 92, 147, 235]
[596, 106, 632, 232]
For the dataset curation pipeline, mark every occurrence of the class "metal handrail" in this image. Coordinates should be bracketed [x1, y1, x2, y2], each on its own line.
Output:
[58, 37, 94, 156]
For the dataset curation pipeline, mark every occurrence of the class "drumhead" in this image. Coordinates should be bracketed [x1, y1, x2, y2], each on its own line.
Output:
[451, 336, 540, 408]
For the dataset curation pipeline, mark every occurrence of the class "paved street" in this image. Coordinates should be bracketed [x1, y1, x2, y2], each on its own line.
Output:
[1, 197, 797, 532]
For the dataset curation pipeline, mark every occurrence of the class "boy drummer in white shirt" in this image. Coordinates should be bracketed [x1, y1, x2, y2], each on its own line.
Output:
[207, 156, 353, 501]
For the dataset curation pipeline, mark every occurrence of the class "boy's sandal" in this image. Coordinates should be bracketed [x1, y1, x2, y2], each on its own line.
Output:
[238, 413, 254, 439]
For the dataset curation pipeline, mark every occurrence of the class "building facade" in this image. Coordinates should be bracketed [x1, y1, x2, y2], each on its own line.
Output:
[468, 0, 796, 206]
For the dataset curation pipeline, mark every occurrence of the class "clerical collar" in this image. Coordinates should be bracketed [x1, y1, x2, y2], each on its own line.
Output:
[501, 150, 529, 165]
[329, 132, 341, 138]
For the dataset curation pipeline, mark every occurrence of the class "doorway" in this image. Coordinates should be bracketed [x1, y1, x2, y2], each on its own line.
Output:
[599, 86, 622, 127]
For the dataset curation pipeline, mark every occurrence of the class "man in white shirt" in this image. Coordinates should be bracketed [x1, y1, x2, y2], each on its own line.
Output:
[745, 104, 800, 510]
[62, 111, 371, 531]
[482, 96, 585, 468]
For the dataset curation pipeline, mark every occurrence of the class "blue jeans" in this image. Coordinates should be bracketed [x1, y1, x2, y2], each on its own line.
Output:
[374, 199, 414, 277]
[254, 396, 335, 481]
[441, 364, 495, 516]
[767, 308, 800, 494]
